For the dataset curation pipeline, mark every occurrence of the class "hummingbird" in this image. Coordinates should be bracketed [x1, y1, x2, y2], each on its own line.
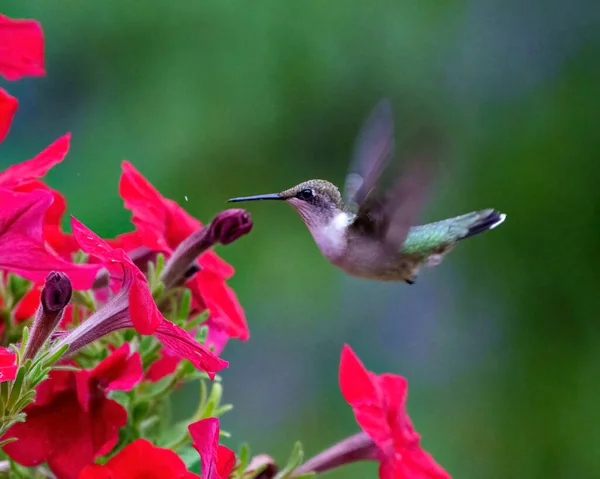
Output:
[228, 100, 506, 284]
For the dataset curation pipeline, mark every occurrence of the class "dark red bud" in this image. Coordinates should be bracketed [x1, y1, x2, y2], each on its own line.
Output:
[209, 209, 253, 245]
[23, 272, 73, 360]
[42, 271, 73, 312]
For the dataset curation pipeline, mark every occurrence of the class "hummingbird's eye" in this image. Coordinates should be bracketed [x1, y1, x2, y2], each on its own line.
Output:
[298, 189, 314, 200]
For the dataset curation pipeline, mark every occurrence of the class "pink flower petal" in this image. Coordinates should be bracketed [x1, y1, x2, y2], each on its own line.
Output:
[0, 188, 100, 289]
[155, 319, 228, 381]
[0, 88, 17, 143]
[0, 134, 71, 188]
[0, 14, 45, 80]
[90, 343, 142, 392]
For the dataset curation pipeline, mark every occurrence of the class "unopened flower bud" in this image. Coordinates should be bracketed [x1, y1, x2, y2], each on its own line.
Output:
[160, 209, 252, 290]
[208, 209, 253, 245]
[24, 272, 72, 360]
[42, 271, 73, 312]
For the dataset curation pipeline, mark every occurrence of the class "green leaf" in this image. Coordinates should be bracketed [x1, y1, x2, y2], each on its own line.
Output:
[6, 366, 26, 410]
[132, 401, 151, 423]
[176, 444, 201, 470]
[237, 443, 251, 471]
[274, 442, 305, 479]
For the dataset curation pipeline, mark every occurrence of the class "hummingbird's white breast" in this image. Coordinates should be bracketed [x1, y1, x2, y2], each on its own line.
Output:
[308, 211, 352, 260]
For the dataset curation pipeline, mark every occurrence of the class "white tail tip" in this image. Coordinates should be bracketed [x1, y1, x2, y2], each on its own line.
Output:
[490, 213, 507, 230]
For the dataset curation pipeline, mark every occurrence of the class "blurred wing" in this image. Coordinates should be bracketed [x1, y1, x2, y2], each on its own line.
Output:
[350, 127, 442, 254]
[343, 99, 395, 212]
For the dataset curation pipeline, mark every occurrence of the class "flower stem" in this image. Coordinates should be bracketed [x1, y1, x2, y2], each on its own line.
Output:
[291, 432, 376, 477]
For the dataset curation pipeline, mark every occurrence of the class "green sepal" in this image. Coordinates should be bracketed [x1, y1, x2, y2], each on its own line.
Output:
[177, 289, 192, 323]
[18, 326, 29, 359]
[155, 253, 165, 277]
[6, 366, 26, 410]
[42, 344, 69, 368]
[185, 311, 209, 332]
[10, 390, 36, 415]
[1, 380, 10, 409]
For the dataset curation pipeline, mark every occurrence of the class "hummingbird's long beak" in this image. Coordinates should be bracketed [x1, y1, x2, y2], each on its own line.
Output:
[227, 193, 283, 203]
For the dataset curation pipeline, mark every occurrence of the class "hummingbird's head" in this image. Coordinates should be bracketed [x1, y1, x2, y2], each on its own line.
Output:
[228, 179, 343, 228]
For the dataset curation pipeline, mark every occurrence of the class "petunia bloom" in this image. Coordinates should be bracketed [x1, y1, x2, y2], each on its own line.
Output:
[0, 133, 81, 257]
[79, 439, 200, 479]
[0, 14, 45, 80]
[118, 161, 249, 342]
[0, 188, 100, 289]
[0, 347, 17, 382]
[0, 87, 17, 143]
[339, 345, 451, 479]
[2, 344, 142, 479]
[189, 417, 236, 479]
[55, 218, 228, 380]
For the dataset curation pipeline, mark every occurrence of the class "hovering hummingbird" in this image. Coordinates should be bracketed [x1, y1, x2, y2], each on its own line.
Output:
[228, 100, 506, 284]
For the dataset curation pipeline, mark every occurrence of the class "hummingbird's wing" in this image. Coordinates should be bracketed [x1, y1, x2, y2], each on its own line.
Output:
[349, 133, 440, 255]
[343, 99, 395, 213]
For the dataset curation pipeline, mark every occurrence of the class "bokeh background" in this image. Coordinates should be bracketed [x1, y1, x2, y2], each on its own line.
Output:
[2, 2, 600, 478]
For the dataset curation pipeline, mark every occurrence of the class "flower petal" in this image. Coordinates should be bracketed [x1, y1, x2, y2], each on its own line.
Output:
[119, 160, 235, 278]
[189, 417, 235, 479]
[79, 439, 200, 479]
[90, 343, 142, 392]
[0, 134, 71, 188]
[0, 348, 17, 382]
[0, 88, 17, 143]
[339, 344, 379, 407]
[0, 14, 45, 80]
[2, 370, 127, 479]
[155, 319, 228, 381]
[193, 270, 249, 341]
[0, 188, 100, 289]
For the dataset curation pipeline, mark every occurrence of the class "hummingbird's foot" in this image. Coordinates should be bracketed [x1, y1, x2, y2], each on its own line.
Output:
[405, 278, 416, 285]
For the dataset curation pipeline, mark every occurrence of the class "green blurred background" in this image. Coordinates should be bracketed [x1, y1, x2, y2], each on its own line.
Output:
[2, 1, 600, 477]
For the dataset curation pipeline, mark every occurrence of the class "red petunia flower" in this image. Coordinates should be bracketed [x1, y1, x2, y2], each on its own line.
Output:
[0, 188, 100, 289]
[0, 14, 45, 80]
[79, 439, 200, 479]
[0, 347, 17, 382]
[0, 87, 17, 143]
[58, 218, 228, 380]
[0, 133, 82, 257]
[189, 417, 236, 479]
[2, 344, 142, 479]
[339, 345, 451, 479]
[118, 161, 249, 342]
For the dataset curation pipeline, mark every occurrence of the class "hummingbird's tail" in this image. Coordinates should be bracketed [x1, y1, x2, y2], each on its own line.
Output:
[458, 209, 506, 240]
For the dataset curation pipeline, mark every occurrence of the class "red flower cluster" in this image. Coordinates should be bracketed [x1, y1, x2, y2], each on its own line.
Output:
[3, 344, 139, 478]
[0, 11, 455, 479]
[0, 13, 252, 479]
[79, 418, 234, 479]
